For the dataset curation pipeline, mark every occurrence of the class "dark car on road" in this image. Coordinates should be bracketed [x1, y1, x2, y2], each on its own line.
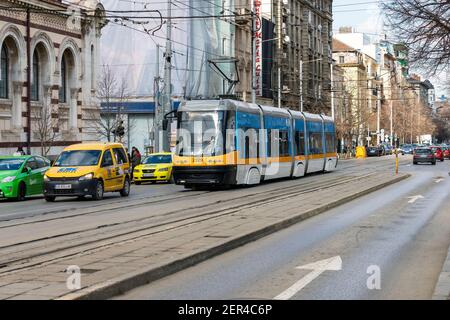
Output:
[381, 144, 392, 155]
[400, 144, 414, 155]
[367, 145, 384, 157]
[413, 147, 436, 165]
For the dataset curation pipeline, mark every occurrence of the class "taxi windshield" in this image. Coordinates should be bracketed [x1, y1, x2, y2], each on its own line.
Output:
[143, 155, 172, 164]
[54, 150, 102, 167]
[0, 158, 24, 171]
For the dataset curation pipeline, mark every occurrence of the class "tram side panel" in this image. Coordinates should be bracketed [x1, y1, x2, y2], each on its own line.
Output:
[292, 117, 307, 177]
[323, 121, 338, 172]
[235, 110, 264, 185]
[306, 120, 326, 173]
[263, 115, 293, 181]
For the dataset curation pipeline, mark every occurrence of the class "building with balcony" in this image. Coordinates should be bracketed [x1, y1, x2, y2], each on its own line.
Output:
[269, 0, 333, 113]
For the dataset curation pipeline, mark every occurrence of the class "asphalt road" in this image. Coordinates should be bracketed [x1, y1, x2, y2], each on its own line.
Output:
[116, 157, 450, 300]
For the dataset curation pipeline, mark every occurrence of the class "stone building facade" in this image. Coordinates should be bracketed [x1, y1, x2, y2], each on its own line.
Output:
[0, 0, 106, 156]
[275, 0, 333, 113]
[332, 38, 369, 146]
[232, 0, 333, 112]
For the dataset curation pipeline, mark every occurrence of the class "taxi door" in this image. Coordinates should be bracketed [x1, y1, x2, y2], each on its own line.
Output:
[24, 157, 42, 195]
[112, 147, 128, 190]
[99, 148, 116, 191]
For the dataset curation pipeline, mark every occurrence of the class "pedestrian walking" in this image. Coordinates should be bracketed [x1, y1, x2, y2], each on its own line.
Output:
[130, 147, 141, 180]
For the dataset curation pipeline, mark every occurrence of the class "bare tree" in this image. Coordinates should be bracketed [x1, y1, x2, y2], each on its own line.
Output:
[32, 103, 67, 157]
[382, 0, 450, 75]
[86, 65, 132, 142]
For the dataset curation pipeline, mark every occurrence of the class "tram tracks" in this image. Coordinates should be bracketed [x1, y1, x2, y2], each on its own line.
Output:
[0, 170, 382, 275]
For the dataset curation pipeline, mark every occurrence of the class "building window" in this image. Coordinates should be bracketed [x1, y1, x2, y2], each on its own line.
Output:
[339, 56, 344, 64]
[59, 55, 67, 103]
[31, 51, 39, 101]
[0, 44, 8, 99]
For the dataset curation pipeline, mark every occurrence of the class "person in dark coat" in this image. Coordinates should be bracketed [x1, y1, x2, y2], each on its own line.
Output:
[130, 147, 141, 180]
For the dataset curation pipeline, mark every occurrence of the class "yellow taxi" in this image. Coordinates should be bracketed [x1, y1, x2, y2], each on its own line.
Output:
[43, 142, 131, 201]
[133, 152, 173, 184]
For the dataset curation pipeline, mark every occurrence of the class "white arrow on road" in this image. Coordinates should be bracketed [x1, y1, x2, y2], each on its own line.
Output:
[408, 195, 424, 204]
[274, 256, 342, 300]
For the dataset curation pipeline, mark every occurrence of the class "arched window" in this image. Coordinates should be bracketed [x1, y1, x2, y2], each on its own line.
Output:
[31, 51, 39, 101]
[59, 55, 67, 103]
[0, 44, 8, 99]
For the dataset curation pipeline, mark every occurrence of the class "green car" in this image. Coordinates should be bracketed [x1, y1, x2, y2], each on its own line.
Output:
[0, 155, 51, 200]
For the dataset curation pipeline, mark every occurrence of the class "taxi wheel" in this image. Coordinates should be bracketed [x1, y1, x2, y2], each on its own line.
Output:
[16, 183, 26, 201]
[92, 180, 104, 200]
[169, 174, 175, 184]
[45, 196, 56, 202]
[120, 177, 130, 197]
[135, 181, 142, 185]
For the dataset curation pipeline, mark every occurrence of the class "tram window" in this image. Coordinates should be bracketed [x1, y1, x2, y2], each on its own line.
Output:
[325, 133, 335, 153]
[225, 111, 236, 152]
[268, 129, 289, 158]
[309, 132, 323, 154]
[279, 130, 290, 157]
[241, 127, 259, 159]
[295, 131, 305, 156]
[267, 129, 279, 157]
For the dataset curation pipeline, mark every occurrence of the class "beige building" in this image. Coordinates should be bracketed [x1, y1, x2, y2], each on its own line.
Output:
[332, 38, 369, 146]
[0, 0, 106, 156]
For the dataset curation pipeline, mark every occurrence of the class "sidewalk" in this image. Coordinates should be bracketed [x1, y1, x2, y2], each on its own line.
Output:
[433, 246, 450, 300]
[0, 172, 409, 300]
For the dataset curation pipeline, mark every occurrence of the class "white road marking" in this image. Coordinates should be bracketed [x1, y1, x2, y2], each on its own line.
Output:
[435, 179, 444, 183]
[408, 195, 424, 204]
[274, 256, 342, 300]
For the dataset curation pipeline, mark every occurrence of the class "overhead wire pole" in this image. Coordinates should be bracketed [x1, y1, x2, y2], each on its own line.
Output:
[251, 9, 256, 104]
[154, 44, 161, 153]
[299, 59, 303, 112]
[162, 0, 173, 152]
[377, 85, 381, 145]
[331, 63, 335, 120]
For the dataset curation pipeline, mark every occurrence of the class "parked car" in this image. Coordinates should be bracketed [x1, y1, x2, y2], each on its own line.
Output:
[430, 146, 444, 162]
[399, 144, 414, 155]
[381, 144, 393, 155]
[413, 147, 436, 165]
[43, 142, 131, 201]
[133, 152, 174, 184]
[0, 155, 51, 200]
[443, 146, 450, 160]
[367, 145, 384, 157]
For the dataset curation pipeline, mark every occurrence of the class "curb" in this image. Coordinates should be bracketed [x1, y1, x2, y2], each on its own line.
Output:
[58, 173, 410, 300]
[432, 247, 450, 300]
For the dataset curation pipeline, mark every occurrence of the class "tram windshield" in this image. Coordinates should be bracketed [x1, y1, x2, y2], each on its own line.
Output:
[177, 111, 225, 157]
